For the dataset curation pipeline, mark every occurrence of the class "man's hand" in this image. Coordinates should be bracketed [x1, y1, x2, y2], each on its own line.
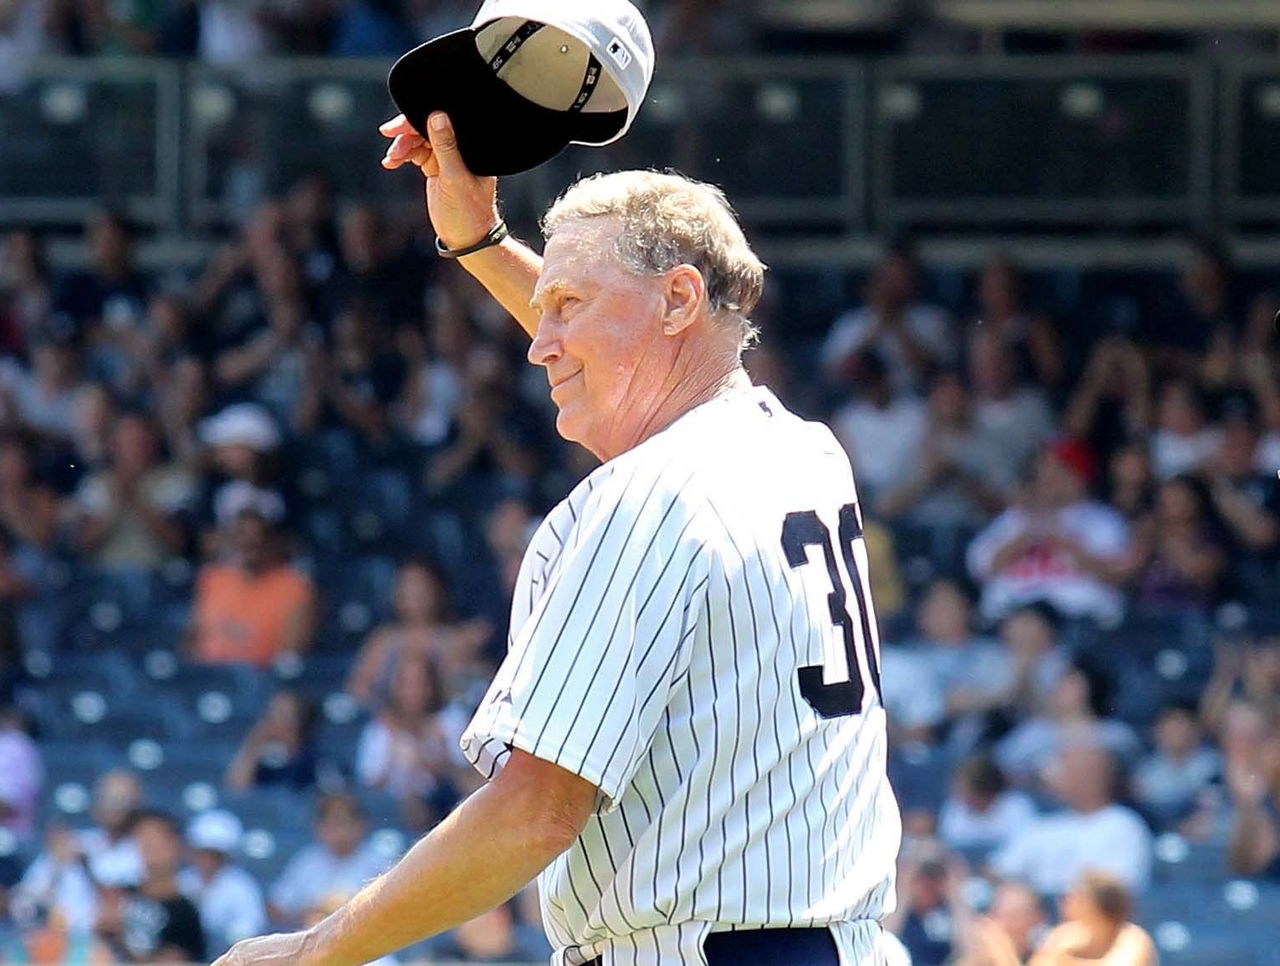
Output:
[210, 930, 323, 966]
[379, 112, 500, 251]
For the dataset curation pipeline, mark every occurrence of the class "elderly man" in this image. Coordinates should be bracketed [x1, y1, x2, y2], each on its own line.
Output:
[990, 743, 1152, 896]
[215, 111, 900, 966]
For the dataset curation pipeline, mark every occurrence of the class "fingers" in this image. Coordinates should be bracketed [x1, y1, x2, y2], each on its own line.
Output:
[379, 114, 416, 138]
[425, 112, 467, 177]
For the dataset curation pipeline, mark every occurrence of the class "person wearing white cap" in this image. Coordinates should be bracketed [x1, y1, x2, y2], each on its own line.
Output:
[178, 810, 267, 959]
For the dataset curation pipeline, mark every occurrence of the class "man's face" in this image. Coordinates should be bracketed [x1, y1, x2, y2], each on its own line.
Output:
[991, 884, 1044, 950]
[317, 806, 363, 857]
[93, 772, 142, 834]
[528, 219, 673, 459]
[134, 819, 182, 876]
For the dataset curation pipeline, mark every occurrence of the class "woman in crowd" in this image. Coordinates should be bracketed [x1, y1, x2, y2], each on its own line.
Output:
[224, 689, 320, 792]
[1121, 474, 1229, 613]
[344, 558, 491, 709]
[996, 658, 1141, 784]
[354, 652, 473, 829]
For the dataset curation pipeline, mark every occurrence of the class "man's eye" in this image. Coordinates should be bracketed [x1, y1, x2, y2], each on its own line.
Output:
[561, 296, 581, 307]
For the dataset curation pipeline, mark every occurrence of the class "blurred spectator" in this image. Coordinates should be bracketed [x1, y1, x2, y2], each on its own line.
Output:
[968, 255, 1065, 393]
[189, 509, 315, 667]
[967, 327, 1055, 485]
[0, 228, 51, 354]
[1120, 474, 1228, 612]
[1029, 871, 1156, 966]
[198, 403, 286, 534]
[0, 335, 88, 446]
[876, 370, 1013, 528]
[1063, 338, 1152, 467]
[197, 0, 270, 64]
[156, 355, 211, 469]
[224, 689, 320, 792]
[213, 289, 324, 434]
[883, 847, 965, 966]
[953, 880, 1047, 966]
[317, 300, 407, 452]
[968, 438, 1130, 625]
[346, 559, 492, 711]
[15, 770, 144, 933]
[267, 793, 392, 927]
[1147, 235, 1239, 376]
[905, 577, 1015, 725]
[76, 0, 161, 53]
[324, 204, 422, 329]
[74, 411, 195, 572]
[1104, 439, 1156, 524]
[0, 0, 48, 84]
[1221, 699, 1280, 876]
[282, 171, 339, 290]
[1132, 700, 1220, 831]
[56, 211, 149, 336]
[192, 205, 298, 351]
[1202, 637, 1280, 734]
[938, 755, 1036, 854]
[1200, 399, 1280, 600]
[94, 810, 205, 964]
[991, 744, 1153, 895]
[177, 810, 266, 958]
[355, 652, 471, 828]
[1150, 379, 1219, 480]
[823, 242, 954, 395]
[424, 348, 545, 504]
[0, 704, 40, 841]
[992, 603, 1071, 720]
[394, 310, 465, 449]
[830, 350, 925, 505]
[996, 658, 1140, 782]
[426, 900, 552, 964]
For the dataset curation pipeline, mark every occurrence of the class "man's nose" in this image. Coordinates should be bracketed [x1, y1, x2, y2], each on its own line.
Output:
[527, 314, 562, 367]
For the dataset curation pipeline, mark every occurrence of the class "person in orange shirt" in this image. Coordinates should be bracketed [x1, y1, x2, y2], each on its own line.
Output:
[190, 509, 315, 667]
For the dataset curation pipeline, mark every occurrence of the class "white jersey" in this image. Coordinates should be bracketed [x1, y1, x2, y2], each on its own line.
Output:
[462, 385, 900, 966]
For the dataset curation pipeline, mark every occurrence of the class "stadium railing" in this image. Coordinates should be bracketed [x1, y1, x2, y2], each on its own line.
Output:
[3, 54, 1280, 239]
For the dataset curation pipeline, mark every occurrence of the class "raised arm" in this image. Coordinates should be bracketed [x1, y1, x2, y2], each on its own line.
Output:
[380, 113, 543, 337]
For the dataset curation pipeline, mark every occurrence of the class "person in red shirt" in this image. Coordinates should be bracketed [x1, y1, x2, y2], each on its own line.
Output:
[189, 509, 315, 668]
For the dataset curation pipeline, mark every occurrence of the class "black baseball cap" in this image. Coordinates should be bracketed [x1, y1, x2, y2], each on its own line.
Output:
[388, 0, 654, 177]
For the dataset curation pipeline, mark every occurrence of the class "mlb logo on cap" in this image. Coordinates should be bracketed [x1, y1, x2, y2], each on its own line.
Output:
[388, 0, 655, 177]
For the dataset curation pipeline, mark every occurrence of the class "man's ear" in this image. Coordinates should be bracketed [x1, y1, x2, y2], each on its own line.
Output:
[662, 265, 707, 336]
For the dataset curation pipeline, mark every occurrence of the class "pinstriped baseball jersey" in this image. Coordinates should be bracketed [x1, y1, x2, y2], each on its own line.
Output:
[461, 384, 900, 966]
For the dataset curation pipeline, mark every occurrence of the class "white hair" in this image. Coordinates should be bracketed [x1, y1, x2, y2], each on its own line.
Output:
[542, 170, 766, 351]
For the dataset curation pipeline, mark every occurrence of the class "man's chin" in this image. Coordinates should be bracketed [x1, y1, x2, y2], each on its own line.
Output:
[554, 407, 602, 455]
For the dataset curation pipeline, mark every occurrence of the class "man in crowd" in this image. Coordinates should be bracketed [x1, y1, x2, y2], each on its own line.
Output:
[178, 809, 267, 958]
[190, 508, 315, 668]
[968, 438, 1131, 624]
[990, 743, 1153, 895]
[267, 793, 392, 927]
[95, 810, 205, 963]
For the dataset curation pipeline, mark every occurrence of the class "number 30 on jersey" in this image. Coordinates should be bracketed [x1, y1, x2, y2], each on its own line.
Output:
[781, 503, 882, 719]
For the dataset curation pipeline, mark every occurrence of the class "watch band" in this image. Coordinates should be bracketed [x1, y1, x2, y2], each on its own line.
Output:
[435, 221, 510, 259]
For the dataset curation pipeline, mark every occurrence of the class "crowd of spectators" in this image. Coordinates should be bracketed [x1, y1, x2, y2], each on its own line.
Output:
[0, 181, 1276, 964]
[6, 0, 1277, 68]
[0, 0, 753, 67]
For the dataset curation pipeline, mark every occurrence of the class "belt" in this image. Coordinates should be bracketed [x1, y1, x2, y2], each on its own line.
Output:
[583, 925, 841, 966]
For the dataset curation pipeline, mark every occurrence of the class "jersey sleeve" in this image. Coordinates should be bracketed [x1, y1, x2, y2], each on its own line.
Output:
[461, 464, 708, 812]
